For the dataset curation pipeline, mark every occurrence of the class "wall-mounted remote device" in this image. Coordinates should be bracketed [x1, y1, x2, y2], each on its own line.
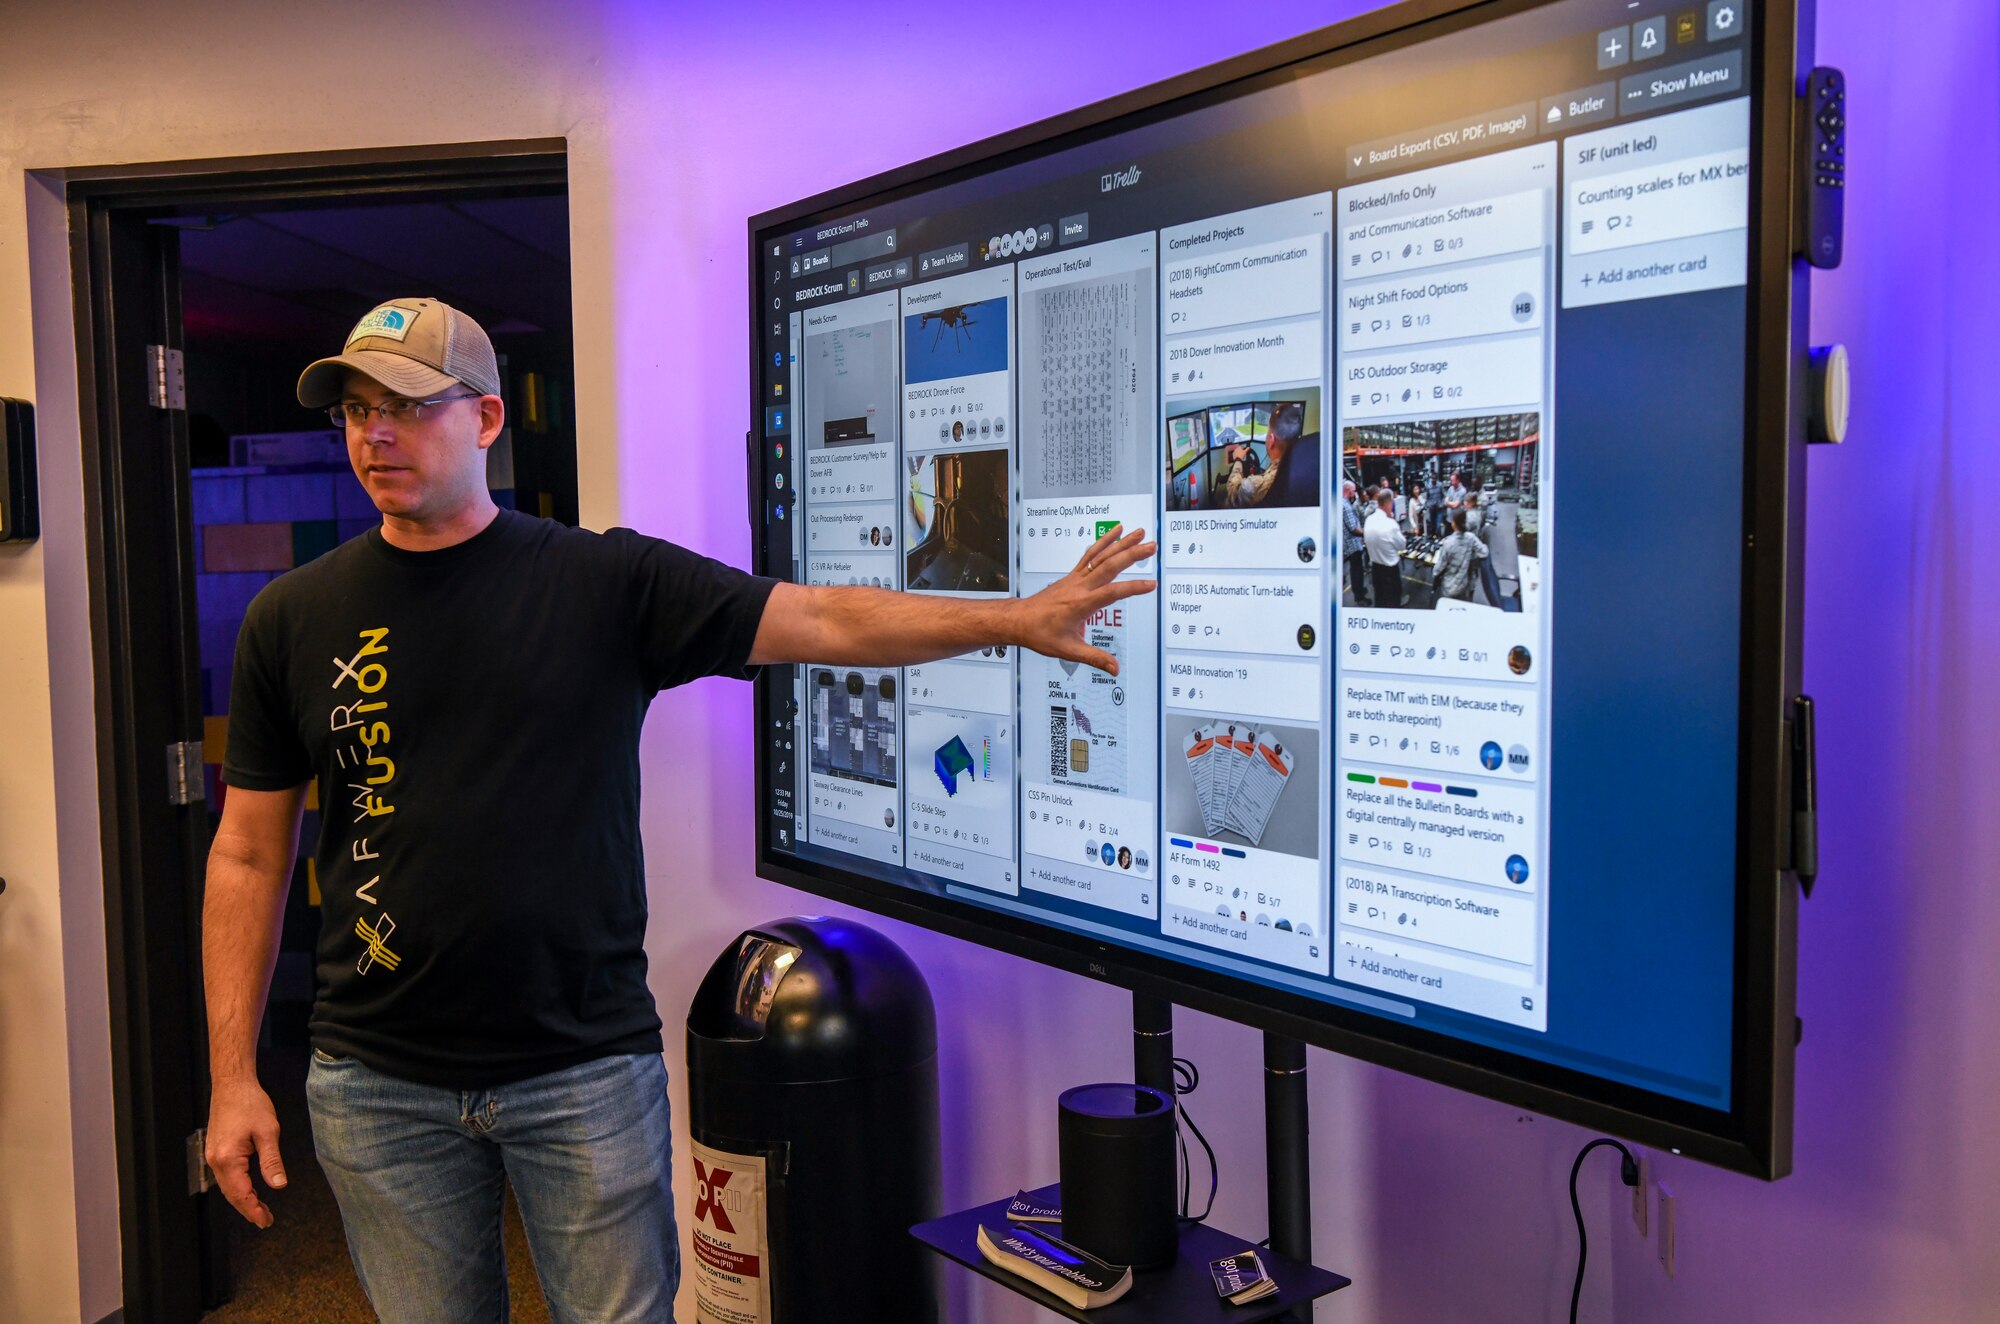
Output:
[1798, 67, 1845, 269]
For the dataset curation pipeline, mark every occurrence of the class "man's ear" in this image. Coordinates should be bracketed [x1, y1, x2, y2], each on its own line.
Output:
[475, 395, 507, 450]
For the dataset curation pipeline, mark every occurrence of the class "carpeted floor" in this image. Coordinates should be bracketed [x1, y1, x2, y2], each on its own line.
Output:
[200, 1045, 554, 1324]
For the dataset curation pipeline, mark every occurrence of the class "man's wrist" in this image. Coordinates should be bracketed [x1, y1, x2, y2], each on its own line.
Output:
[989, 597, 1030, 650]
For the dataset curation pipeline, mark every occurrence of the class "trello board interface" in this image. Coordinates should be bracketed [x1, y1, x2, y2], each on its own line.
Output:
[758, 0, 1760, 1111]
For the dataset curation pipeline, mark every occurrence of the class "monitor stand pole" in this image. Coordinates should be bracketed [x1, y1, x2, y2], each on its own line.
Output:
[1264, 1031, 1313, 1322]
[1132, 994, 1318, 1321]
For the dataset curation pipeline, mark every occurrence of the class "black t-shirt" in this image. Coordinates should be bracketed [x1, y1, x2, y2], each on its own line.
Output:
[222, 510, 777, 1086]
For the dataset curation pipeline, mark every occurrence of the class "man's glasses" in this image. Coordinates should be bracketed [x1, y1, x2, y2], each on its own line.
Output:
[328, 392, 482, 428]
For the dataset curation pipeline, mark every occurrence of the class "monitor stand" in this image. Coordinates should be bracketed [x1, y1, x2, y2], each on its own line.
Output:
[909, 993, 1348, 1321]
[1135, 993, 1318, 1324]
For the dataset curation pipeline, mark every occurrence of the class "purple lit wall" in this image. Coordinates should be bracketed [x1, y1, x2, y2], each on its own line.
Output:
[598, 1, 1998, 1320]
[1607, 0, 2000, 1318]
[592, 2, 2000, 1324]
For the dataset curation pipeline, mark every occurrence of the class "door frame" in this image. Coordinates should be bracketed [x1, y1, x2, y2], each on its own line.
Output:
[65, 138, 567, 1324]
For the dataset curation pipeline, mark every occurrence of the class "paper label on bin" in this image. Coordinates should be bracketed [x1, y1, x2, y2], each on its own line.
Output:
[692, 1139, 771, 1324]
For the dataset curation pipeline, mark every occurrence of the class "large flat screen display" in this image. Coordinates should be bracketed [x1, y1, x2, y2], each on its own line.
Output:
[748, 0, 1810, 1176]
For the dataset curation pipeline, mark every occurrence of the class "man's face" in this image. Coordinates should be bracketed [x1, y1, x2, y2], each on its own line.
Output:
[340, 372, 493, 521]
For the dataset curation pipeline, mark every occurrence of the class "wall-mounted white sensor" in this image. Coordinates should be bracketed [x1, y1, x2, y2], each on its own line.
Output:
[1809, 344, 1849, 444]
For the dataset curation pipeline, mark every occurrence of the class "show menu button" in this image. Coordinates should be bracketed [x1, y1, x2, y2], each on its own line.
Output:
[1618, 49, 1742, 114]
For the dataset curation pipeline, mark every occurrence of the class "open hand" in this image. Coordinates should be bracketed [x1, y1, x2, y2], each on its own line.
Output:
[1014, 525, 1157, 674]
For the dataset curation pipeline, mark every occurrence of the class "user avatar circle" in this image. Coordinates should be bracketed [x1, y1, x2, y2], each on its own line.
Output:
[1297, 536, 1317, 563]
[869, 526, 882, 546]
[1297, 623, 1317, 650]
[1506, 743, 1531, 774]
[1101, 842, 1118, 866]
[1118, 846, 1132, 870]
[1480, 740, 1504, 771]
[1508, 644, 1534, 676]
[884, 809, 896, 828]
[1505, 854, 1531, 885]
[952, 420, 965, 442]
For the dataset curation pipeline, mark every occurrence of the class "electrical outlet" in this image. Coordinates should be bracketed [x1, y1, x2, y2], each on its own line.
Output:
[1632, 1152, 1649, 1237]
[1656, 1182, 1676, 1276]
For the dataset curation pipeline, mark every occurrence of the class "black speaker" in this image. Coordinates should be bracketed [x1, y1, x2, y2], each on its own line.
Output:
[1057, 1082, 1178, 1270]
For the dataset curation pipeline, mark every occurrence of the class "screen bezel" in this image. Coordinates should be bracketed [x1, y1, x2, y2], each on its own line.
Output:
[747, 0, 1808, 1179]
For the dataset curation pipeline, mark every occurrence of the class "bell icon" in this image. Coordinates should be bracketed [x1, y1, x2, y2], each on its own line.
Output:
[1639, 25, 1659, 49]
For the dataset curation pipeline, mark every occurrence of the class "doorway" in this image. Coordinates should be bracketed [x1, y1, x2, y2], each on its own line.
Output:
[67, 141, 576, 1324]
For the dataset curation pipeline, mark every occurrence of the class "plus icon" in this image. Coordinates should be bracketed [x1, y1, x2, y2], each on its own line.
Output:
[1604, 35, 1623, 58]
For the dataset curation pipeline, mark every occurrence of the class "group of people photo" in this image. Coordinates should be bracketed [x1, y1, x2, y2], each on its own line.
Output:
[1338, 412, 1541, 613]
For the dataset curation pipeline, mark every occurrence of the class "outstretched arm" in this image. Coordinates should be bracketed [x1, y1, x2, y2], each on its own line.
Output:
[749, 525, 1156, 675]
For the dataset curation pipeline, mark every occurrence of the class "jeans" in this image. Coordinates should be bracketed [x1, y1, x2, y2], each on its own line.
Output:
[307, 1049, 679, 1324]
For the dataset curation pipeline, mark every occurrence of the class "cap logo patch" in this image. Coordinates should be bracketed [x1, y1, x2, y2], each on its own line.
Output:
[348, 305, 420, 346]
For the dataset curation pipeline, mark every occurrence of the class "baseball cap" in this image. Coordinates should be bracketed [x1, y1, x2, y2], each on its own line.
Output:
[297, 298, 502, 408]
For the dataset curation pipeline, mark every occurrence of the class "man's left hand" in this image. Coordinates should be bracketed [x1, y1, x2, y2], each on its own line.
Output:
[1013, 525, 1157, 674]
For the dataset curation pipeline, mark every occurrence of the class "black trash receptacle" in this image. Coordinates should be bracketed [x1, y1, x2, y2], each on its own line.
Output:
[686, 916, 942, 1324]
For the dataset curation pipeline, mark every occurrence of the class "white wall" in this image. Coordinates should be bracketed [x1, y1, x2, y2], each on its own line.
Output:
[1, 2, 1993, 1322]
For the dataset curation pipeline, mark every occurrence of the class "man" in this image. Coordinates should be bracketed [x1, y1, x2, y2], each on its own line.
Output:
[202, 298, 1156, 1322]
[1363, 487, 1406, 608]
[1340, 480, 1369, 606]
[1442, 470, 1468, 530]
[1226, 401, 1319, 509]
[1465, 492, 1505, 608]
[1430, 510, 1489, 605]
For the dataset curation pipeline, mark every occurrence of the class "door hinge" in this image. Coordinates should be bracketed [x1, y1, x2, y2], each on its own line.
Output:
[167, 739, 205, 805]
[187, 1127, 213, 1195]
[146, 344, 186, 410]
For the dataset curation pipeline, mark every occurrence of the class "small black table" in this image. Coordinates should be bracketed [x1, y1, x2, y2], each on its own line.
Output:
[911, 1185, 1349, 1322]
